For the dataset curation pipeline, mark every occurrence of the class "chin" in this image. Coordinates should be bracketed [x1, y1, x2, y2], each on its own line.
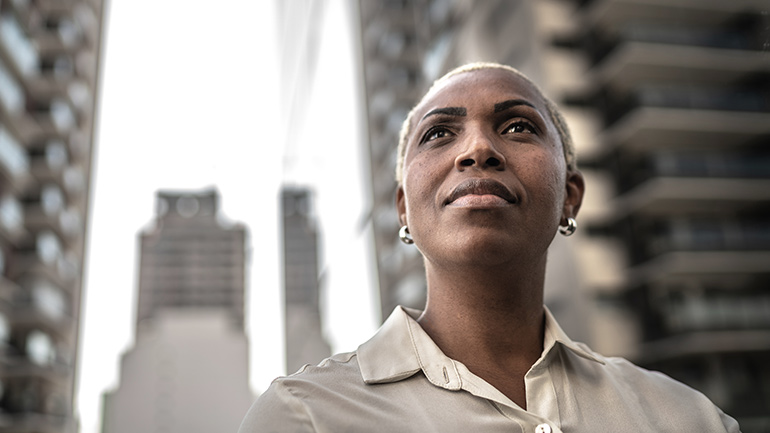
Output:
[436, 231, 522, 267]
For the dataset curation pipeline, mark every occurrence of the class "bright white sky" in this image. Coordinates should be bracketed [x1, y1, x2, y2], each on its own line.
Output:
[76, 2, 378, 432]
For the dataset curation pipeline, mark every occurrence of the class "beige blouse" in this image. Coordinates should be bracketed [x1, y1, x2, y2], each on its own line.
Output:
[239, 306, 740, 433]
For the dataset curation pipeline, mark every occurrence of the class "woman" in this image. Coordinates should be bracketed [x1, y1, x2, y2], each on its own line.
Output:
[239, 63, 739, 432]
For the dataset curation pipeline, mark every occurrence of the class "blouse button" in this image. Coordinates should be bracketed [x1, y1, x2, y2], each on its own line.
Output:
[535, 424, 552, 433]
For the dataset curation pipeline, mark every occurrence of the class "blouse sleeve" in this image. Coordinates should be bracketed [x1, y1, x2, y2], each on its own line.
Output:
[238, 379, 316, 433]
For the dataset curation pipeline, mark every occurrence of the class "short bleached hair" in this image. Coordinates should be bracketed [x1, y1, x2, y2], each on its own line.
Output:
[395, 62, 577, 185]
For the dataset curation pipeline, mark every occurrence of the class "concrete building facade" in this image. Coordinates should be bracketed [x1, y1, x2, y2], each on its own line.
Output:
[101, 189, 254, 433]
[0, 0, 105, 431]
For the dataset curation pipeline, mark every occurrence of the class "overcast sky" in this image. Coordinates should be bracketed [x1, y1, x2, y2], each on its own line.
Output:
[76, 1, 378, 432]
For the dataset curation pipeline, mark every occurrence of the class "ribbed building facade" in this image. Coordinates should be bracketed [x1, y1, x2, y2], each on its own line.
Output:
[357, 0, 769, 430]
[281, 187, 330, 374]
[564, 1, 770, 430]
[0, 0, 104, 431]
[101, 189, 254, 433]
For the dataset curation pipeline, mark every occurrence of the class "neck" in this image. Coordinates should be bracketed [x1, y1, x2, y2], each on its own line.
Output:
[417, 255, 547, 409]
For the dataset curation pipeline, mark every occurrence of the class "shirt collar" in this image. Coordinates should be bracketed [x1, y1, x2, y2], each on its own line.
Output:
[542, 306, 605, 365]
[357, 305, 604, 386]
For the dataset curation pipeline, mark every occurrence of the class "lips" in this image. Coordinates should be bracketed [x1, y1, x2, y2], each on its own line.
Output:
[446, 178, 518, 206]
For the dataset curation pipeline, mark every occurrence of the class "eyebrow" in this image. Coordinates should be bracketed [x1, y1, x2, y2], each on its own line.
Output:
[421, 106, 467, 121]
[494, 99, 537, 113]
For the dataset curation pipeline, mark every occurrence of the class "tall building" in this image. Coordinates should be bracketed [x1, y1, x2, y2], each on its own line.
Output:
[101, 189, 254, 433]
[281, 187, 330, 374]
[0, 0, 104, 431]
[560, 1, 770, 430]
[357, 0, 769, 430]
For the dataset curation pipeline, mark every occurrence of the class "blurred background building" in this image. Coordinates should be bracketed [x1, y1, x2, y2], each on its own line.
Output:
[101, 189, 253, 433]
[281, 187, 331, 374]
[0, 0, 104, 431]
[356, 0, 770, 430]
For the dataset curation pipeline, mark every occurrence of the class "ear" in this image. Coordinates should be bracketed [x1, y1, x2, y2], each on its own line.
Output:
[562, 170, 585, 223]
[396, 186, 407, 226]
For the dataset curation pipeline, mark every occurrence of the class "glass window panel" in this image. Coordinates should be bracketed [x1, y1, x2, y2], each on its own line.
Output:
[0, 312, 8, 342]
[0, 126, 29, 176]
[37, 231, 62, 265]
[32, 281, 67, 320]
[63, 166, 85, 194]
[0, 195, 23, 231]
[26, 330, 55, 366]
[50, 99, 76, 130]
[45, 140, 68, 169]
[0, 15, 39, 75]
[0, 59, 24, 113]
[41, 183, 64, 215]
[59, 207, 82, 237]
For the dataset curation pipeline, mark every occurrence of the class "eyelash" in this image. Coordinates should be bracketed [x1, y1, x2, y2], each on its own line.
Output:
[421, 127, 453, 144]
[419, 119, 537, 145]
[503, 120, 536, 134]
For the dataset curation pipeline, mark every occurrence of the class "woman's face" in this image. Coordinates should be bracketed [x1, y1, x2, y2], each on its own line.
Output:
[397, 68, 584, 268]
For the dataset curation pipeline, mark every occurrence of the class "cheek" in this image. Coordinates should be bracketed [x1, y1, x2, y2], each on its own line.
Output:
[520, 150, 566, 208]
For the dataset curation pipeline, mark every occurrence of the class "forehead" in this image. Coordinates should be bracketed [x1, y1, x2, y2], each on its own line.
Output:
[413, 68, 548, 120]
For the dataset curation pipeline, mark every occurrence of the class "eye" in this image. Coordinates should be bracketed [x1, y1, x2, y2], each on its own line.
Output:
[503, 120, 536, 134]
[422, 127, 453, 143]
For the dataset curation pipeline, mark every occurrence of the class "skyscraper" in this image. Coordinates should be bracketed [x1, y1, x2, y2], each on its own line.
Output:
[357, 0, 770, 430]
[0, 0, 104, 431]
[101, 188, 254, 433]
[281, 187, 331, 374]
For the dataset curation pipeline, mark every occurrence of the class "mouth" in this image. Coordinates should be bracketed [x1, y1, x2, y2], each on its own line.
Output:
[445, 178, 518, 207]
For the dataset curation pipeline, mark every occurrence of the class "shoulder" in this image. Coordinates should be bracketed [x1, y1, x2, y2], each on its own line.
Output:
[238, 351, 361, 433]
[575, 345, 740, 432]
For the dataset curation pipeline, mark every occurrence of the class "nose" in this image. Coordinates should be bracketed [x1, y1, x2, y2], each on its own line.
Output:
[454, 128, 506, 172]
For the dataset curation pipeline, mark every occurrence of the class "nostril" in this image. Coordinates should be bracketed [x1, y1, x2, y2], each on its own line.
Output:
[486, 157, 500, 167]
[460, 158, 474, 167]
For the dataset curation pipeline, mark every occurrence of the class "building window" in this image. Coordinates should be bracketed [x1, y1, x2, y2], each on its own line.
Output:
[50, 98, 76, 131]
[0, 125, 29, 176]
[0, 195, 23, 232]
[41, 183, 65, 216]
[26, 330, 55, 366]
[0, 59, 24, 113]
[37, 231, 62, 265]
[0, 14, 39, 75]
[32, 281, 68, 320]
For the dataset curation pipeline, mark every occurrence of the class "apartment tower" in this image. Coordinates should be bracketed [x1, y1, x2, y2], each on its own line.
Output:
[0, 0, 104, 431]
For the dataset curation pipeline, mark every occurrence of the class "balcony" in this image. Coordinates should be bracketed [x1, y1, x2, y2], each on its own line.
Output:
[584, 0, 770, 34]
[27, 144, 68, 185]
[627, 250, 770, 286]
[600, 107, 770, 153]
[6, 241, 77, 291]
[32, 99, 77, 137]
[606, 176, 770, 219]
[5, 302, 75, 344]
[591, 42, 770, 93]
[0, 412, 74, 433]
[633, 329, 770, 364]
